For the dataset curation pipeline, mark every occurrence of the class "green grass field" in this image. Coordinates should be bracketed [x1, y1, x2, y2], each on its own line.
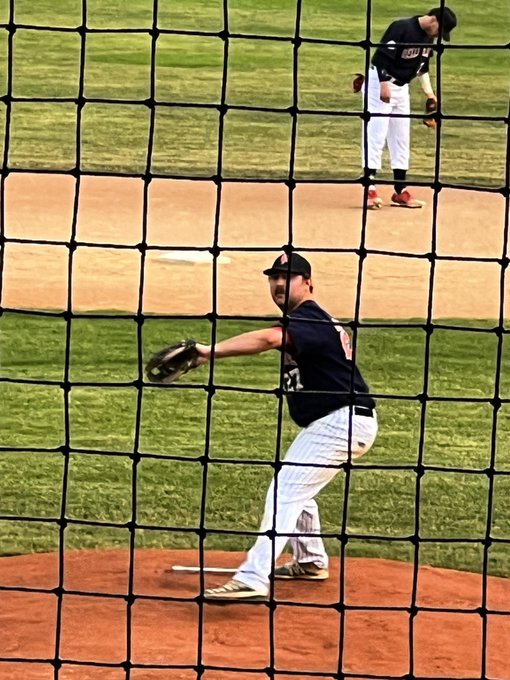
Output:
[1, 313, 510, 576]
[0, 0, 508, 184]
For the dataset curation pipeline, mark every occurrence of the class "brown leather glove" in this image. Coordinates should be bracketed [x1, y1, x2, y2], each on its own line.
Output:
[145, 339, 200, 384]
[352, 73, 364, 93]
[423, 97, 438, 129]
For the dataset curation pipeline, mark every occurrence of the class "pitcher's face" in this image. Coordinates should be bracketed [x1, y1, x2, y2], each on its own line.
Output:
[268, 273, 312, 311]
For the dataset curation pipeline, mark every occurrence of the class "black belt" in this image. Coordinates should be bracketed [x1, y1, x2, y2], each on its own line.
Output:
[353, 406, 375, 418]
[370, 66, 406, 87]
[387, 76, 407, 87]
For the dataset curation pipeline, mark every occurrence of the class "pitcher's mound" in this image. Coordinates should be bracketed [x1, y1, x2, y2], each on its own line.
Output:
[1, 549, 509, 679]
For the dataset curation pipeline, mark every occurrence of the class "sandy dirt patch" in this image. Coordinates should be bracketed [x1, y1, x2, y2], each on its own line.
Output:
[2, 174, 508, 319]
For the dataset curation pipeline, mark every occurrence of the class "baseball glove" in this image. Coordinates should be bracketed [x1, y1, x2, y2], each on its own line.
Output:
[423, 97, 438, 129]
[352, 73, 364, 93]
[145, 339, 200, 384]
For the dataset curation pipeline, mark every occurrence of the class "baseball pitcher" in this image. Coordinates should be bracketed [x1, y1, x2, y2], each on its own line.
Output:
[190, 253, 379, 601]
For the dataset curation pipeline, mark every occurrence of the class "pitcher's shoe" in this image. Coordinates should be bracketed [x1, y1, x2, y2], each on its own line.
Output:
[273, 561, 329, 581]
[204, 579, 267, 601]
[390, 190, 425, 208]
[366, 188, 383, 210]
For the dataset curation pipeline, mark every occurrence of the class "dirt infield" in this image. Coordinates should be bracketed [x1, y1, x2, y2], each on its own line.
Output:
[2, 176, 510, 678]
[2, 173, 508, 319]
[1, 549, 509, 679]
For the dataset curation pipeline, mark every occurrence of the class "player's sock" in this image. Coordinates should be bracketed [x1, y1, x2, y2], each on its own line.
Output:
[393, 169, 407, 195]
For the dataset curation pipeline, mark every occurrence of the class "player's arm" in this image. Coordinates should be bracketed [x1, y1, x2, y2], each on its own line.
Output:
[195, 327, 284, 362]
[418, 71, 435, 100]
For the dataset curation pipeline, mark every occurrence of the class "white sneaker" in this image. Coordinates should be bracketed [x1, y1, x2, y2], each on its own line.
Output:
[273, 561, 329, 580]
[204, 579, 268, 601]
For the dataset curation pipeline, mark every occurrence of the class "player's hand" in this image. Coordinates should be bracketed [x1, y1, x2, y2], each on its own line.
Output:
[379, 81, 391, 103]
[423, 95, 438, 129]
[194, 343, 211, 365]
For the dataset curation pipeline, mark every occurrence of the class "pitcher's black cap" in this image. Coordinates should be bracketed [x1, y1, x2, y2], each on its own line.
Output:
[428, 6, 457, 41]
[263, 252, 312, 277]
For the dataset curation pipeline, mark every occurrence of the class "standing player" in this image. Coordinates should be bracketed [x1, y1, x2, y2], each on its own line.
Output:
[192, 252, 378, 601]
[361, 7, 457, 209]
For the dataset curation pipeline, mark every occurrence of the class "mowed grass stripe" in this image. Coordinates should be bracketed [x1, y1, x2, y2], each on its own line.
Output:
[0, 0, 507, 184]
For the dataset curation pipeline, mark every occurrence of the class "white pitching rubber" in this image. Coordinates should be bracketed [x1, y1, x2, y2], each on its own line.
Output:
[168, 565, 237, 574]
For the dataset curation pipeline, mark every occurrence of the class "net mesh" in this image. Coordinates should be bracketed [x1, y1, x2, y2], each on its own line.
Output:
[0, 0, 509, 677]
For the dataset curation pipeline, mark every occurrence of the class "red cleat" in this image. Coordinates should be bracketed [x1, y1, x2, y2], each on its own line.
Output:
[366, 189, 383, 210]
[390, 190, 425, 208]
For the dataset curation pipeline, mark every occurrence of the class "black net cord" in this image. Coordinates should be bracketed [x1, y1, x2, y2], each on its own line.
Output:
[51, 0, 88, 677]
[338, 0, 375, 672]
[480, 84, 510, 679]
[0, 0, 14, 317]
[192, 0, 231, 675]
[264, 2, 306, 676]
[408, 6, 444, 672]
[124, 0, 161, 677]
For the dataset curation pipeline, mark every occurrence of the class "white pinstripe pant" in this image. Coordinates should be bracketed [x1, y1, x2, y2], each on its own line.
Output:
[235, 406, 378, 593]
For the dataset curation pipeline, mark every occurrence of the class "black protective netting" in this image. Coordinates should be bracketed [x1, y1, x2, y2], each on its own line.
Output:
[1, 0, 509, 678]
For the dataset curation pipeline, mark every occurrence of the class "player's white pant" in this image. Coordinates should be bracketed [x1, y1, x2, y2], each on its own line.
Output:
[234, 406, 378, 593]
[361, 67, 410, 171]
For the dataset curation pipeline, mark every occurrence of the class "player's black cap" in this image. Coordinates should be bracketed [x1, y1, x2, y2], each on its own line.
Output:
[263, 252, 312, 278]
[428, 6, 457, 41]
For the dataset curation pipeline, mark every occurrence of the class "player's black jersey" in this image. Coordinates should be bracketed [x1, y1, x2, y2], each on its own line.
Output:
[280, 300, 375, 427]
[372, 16, 433, 85]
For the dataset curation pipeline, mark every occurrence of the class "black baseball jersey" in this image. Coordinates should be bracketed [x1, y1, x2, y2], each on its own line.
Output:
[279, 300, 375, 427]
[372, 16, 434, 85]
